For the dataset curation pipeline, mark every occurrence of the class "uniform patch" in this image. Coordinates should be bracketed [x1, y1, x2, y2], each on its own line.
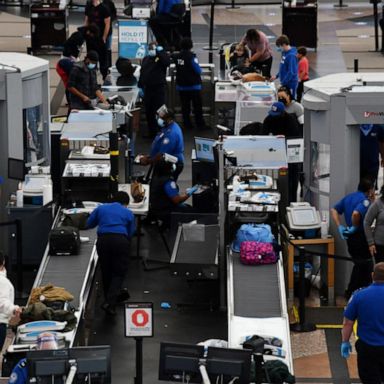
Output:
[163, 138, 170, 145]
[363, 199, 370, 207]
[9, 372, 18, 383]
[170, 181, 177, 189]
[194, 58, 199, 64]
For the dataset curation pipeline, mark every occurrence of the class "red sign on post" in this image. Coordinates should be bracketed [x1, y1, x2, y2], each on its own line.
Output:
[124, 303, 153, 337]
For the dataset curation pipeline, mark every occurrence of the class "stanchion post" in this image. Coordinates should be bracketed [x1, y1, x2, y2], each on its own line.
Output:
[354, 59, 359, 73]
[134, 337, 143, 384]
[291, 247, 316, 333]
[226, 0, 240, 10]
[109, 131, 119, 197]
[203, 0, 219, 64]
[334, 0, 347, 8]
[373, 0, 379, 51]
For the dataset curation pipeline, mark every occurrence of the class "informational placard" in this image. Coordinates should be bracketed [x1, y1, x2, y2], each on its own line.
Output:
[118, 19, 148, 59]
[124, 303, 153, 337]
[286, 138, 304, 163]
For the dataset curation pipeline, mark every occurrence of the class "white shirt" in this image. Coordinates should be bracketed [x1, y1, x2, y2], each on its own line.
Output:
[0, 269, 17, 324]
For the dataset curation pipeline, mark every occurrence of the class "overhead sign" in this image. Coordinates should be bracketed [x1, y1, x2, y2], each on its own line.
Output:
[118, 20, 148, 59]
[124, 303, 153, 337]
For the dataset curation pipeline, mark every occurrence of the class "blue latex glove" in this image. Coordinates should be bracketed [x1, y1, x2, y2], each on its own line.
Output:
[344, 226, 358, 237]
[341, 341, 352, 358]
[186, 185, 199, 197]
[156, 45, 164, 52]
[138, 88, 144, 98]
[338, 225, 348, 240]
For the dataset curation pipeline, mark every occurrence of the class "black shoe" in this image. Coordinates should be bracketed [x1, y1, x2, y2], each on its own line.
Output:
[117, 289, 131, 303]
[101, 302, 116, 316]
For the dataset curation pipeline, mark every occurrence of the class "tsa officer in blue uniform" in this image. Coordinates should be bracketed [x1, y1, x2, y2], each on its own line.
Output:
[87, 192, 135, 315]
[341, 262, 384, 384]
[172, 37, 207, 130]
[360, 124, 384, 186]
[150, 159, 198, 226]
[140, 107, 185, 181]
[331, 178, 375, 299]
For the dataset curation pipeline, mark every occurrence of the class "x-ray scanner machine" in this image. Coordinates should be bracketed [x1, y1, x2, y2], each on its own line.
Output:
[302, 72, 384, 294]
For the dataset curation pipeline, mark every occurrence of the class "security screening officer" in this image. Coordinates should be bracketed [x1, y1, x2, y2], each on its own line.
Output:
[150, 159, 198, 227]
[341, 262, 384, 384]
[331, 178, 375, 300]
[172, 37, 207, 130]
[138, 42, 171, 138]
[8, 332, 59, 384]
[140, 106, 184, 181]
[86, 192, 135, 316]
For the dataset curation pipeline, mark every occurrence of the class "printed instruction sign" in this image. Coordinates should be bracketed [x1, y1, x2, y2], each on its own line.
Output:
[124, 303, 153, 337]
[118, 19, 148, 59]
[286, 138, 304, 163]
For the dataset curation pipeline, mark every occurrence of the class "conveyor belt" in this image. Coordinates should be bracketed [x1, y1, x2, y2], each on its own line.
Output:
[174, 225, 218, 264]
[232, 252, 281, 318]
[37, 228, 98, 309]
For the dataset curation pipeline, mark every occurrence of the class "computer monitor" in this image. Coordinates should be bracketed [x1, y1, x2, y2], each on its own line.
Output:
[26, 346, 111, 384]
[158, 342, 205, 383]
[194, 137, 216, 163]
[206, 347, 252, 384]
[27, 349, 69, 378]
[70, 346, 111, 384]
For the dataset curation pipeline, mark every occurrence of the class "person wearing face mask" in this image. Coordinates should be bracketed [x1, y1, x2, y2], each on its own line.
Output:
[140, 107, 184, 181]
[277, 86, 304, 132]
[270, 35, 298, 99]
[0, 252, 21, 353]
[149, 159, 198, 227]
[67, 50, 109, 111]
[138, 43, 171, 138]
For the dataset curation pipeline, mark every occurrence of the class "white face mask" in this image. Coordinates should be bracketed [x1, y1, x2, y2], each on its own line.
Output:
[148, 50, 156, 57]
[87, 63, 96, 70]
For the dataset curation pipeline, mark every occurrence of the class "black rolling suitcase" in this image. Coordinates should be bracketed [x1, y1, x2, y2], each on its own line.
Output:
[49, 226, 81, 255]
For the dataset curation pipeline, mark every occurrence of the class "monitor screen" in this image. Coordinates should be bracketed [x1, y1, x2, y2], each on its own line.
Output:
[291, 208, 317, 226]
[194, 137, 216, 163]
[206, 347, 252, 384]
[159, 342, 204, 383]
[27, 346, 111, 384]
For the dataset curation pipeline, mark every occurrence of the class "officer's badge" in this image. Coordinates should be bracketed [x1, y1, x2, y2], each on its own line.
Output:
[170, 181, 177, 189]
[163, 138, 169, 145]
[363, 199, 370, 207]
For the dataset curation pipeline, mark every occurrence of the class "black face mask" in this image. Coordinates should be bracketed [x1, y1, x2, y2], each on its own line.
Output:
[278, 97, 287, 105]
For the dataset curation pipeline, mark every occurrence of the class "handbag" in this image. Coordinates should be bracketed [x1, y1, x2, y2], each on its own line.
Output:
[62, 212, 89, 230]
[240, 241, 277, 265]
[231, 223, 274, 252]
[131, 180, 145, 203]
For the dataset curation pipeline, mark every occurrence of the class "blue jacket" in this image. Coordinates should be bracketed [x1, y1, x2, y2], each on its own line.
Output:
[150, 121, 185, 164]
[87, 202, 136, 237]
[173, 50, 202, 91]
[278, 46, 298, 91]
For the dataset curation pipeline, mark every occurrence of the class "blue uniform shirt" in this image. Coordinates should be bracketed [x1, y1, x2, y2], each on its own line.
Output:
[157, 0, 180, 14]
[176, 56, 202, 91]
[333, 191, 370, 230]
[360, 124, 384, 174]
[9, 358, 28, 384]
[87, 202, 136, 237]
[164, 180, 179, 199]
[344, 283, 384, 346]
[150, 121, 185, 164]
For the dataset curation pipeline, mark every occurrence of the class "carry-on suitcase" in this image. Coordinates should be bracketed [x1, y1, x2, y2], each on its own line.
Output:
[48, 226, 80, 255]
